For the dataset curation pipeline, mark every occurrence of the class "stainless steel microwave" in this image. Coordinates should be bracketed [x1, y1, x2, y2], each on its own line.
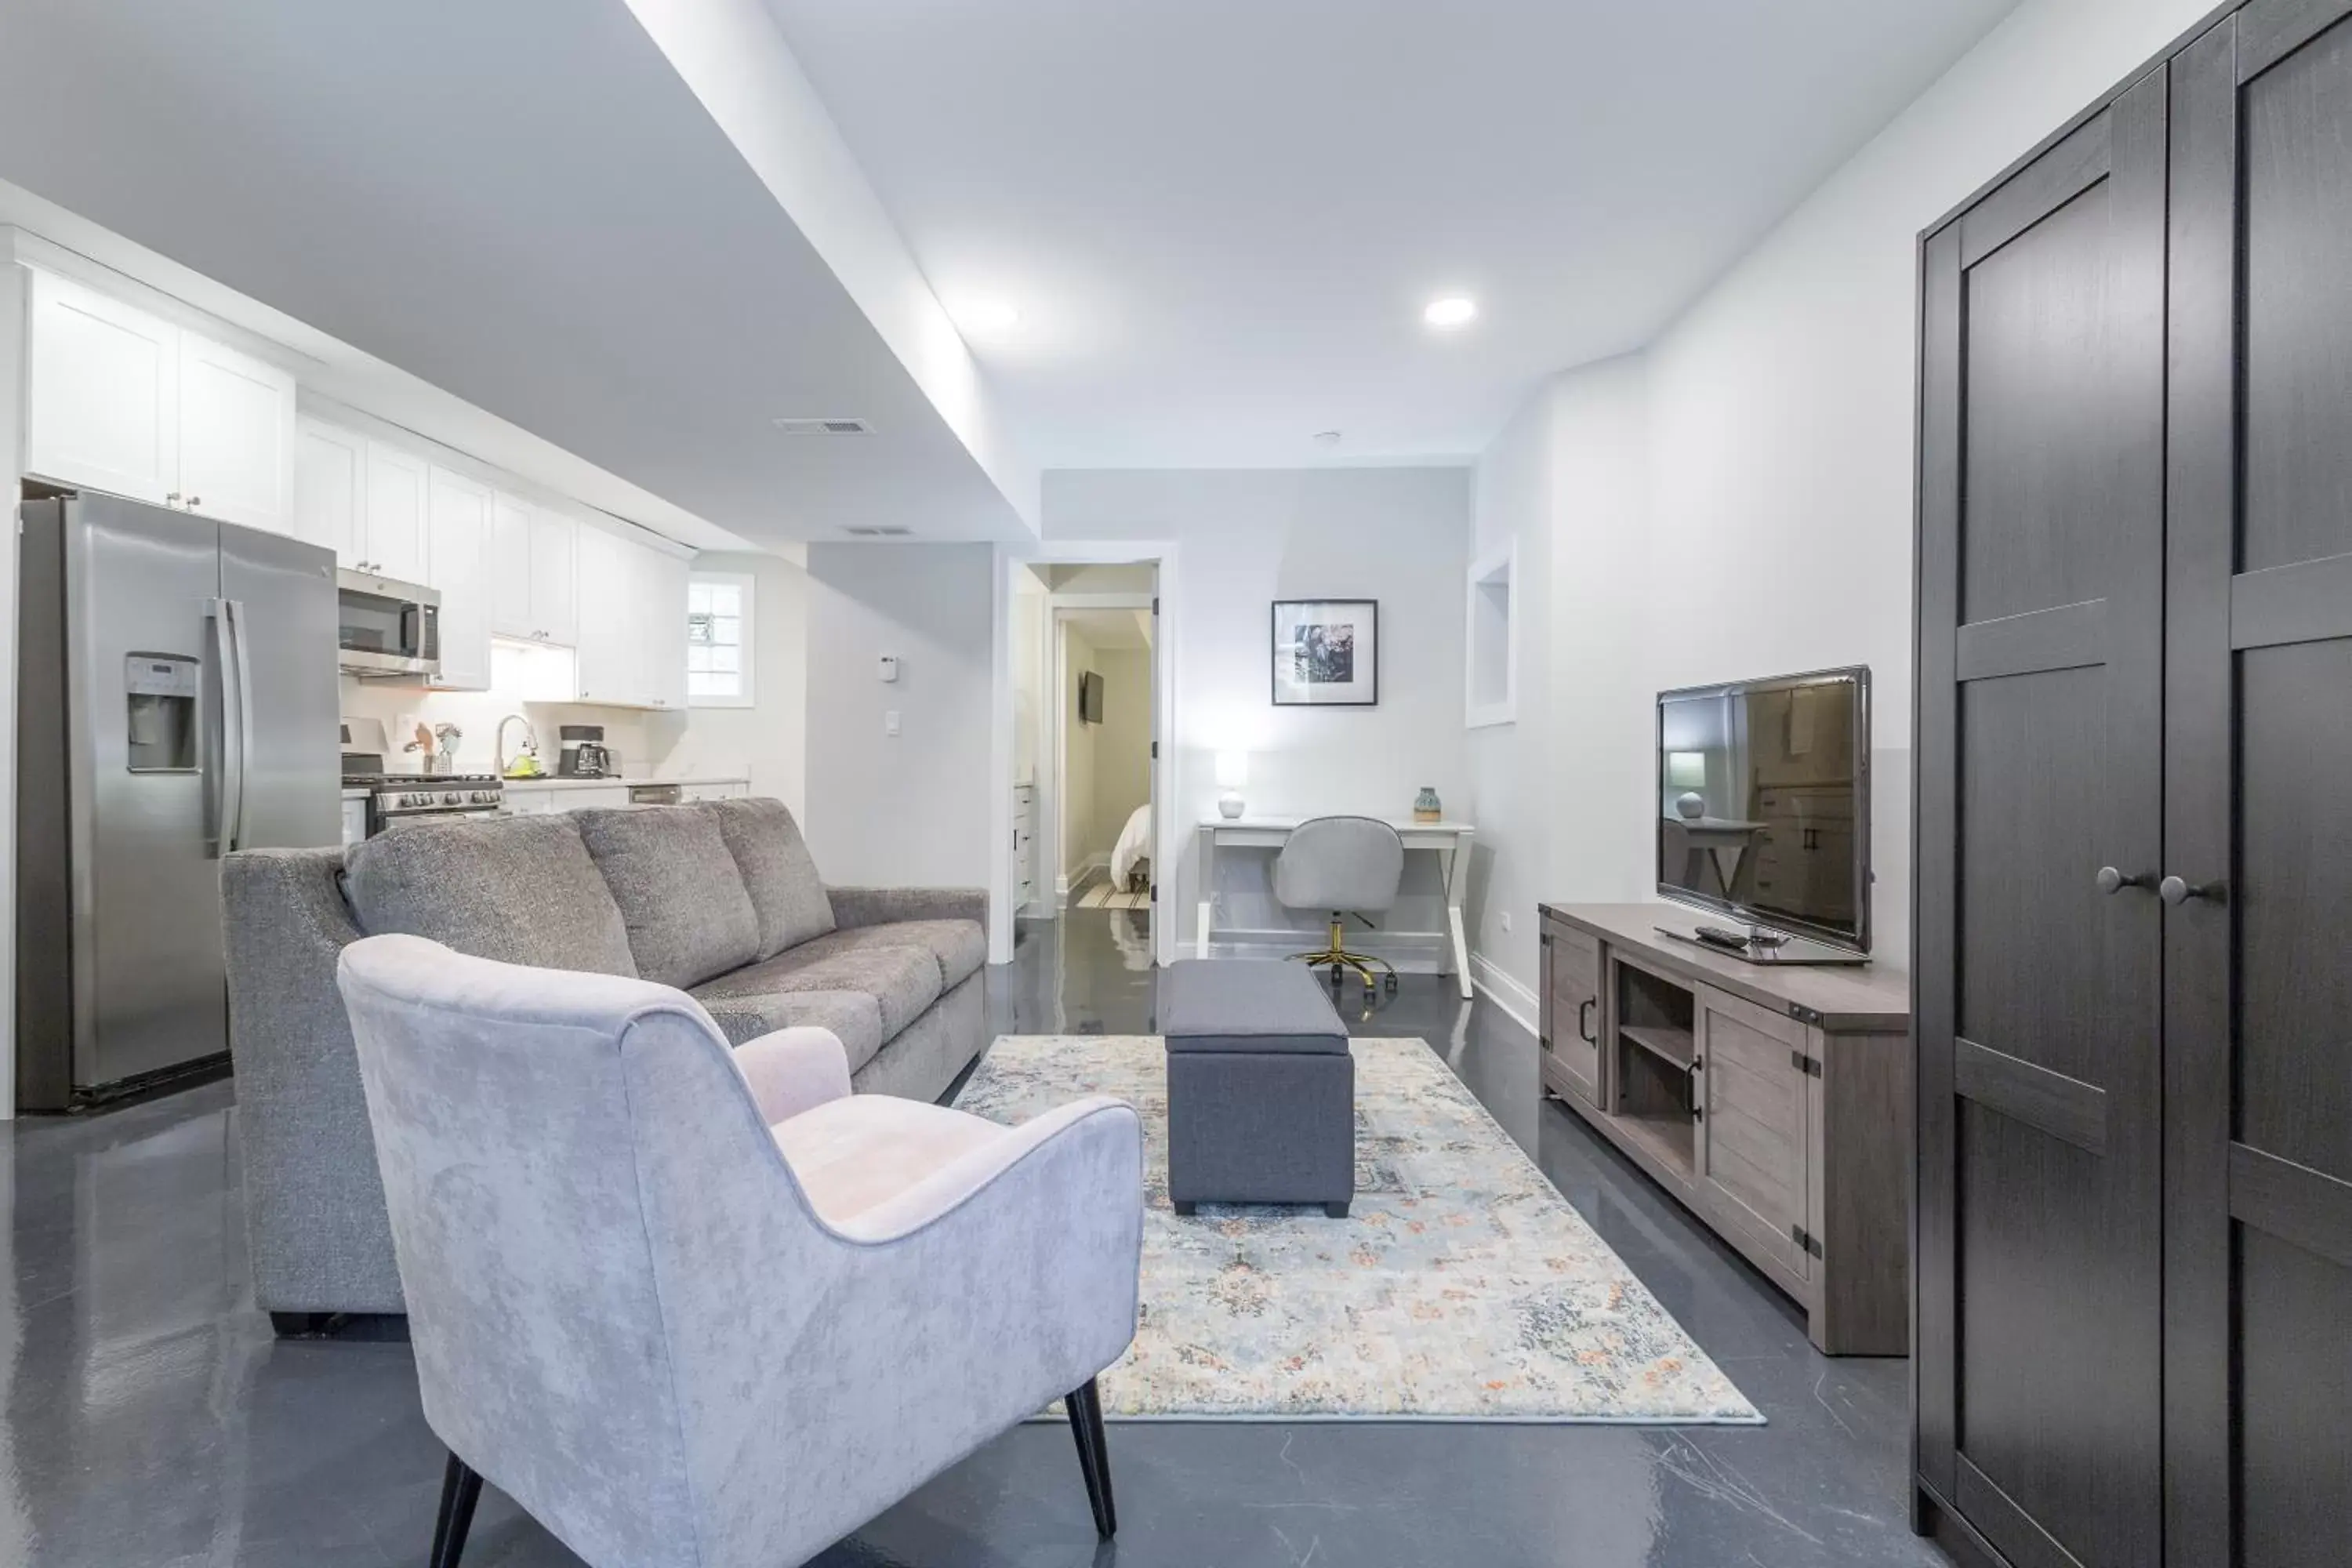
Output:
[336, 569, 441, 677]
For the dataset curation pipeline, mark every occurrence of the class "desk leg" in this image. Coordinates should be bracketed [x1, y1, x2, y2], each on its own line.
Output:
[1444, 838, 1472, 999]
[1195, 826, 1214, 960]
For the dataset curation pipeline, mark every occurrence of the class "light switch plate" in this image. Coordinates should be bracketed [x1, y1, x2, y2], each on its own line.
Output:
[884, 710, 901, 737]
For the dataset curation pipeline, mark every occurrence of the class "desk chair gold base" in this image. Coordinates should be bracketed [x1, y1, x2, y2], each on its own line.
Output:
[1290, 916, 1399, 994]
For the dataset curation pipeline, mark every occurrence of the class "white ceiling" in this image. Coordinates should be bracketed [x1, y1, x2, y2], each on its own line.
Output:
[762, 0, 2019, 468]
[1062, 608, 1153, 652]
[0, 0, 1033, 546]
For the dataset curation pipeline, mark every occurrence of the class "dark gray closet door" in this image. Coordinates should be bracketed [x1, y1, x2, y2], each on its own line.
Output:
[2168, 6, 2352, 1566]
[1916, 69, 2168, 1568]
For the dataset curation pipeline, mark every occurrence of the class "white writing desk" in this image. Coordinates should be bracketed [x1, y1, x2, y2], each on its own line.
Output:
[1193, 818, 1477, 998]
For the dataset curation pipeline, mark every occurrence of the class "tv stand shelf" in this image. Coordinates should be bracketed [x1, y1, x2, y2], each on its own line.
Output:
[1537, 902, 1913, 1356]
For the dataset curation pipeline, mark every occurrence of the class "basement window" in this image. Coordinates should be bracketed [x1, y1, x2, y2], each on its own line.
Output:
[687, 572, 754, 709]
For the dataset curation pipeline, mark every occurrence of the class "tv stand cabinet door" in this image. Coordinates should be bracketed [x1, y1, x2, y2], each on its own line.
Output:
[1541, 922, 1602, 1105]
[1695, 983, 1813, 1287]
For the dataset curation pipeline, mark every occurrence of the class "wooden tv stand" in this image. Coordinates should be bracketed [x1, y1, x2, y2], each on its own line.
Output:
[1537, 902, 1913, 1356]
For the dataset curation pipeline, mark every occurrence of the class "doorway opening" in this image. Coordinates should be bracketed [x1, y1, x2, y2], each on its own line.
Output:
[993, 546, 1177, 970]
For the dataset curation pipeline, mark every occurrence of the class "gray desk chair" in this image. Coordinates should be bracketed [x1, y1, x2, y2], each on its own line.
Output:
[1274, 815, 1405, 994]
[335, 934, 1143, 1568]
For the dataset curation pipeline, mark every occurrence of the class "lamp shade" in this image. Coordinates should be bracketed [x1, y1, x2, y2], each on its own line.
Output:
[1215, 750, 1250, 789]
[1666, 750, 1708, 789]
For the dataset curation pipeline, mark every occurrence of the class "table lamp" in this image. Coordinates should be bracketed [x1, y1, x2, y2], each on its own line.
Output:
[1215, 750, 1249, 819]
[1667, 750, 1708, 819]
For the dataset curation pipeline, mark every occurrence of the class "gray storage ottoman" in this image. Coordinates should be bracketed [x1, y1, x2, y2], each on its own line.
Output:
[1161, 960, 1355, 1218]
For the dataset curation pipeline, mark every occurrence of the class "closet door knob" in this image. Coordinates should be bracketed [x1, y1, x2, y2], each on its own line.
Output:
[2159, 875, 2224, 906]
[2096, 866, 2154, 895]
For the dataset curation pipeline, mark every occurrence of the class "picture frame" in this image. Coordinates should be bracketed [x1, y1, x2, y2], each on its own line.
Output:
[1270, 598, 1378, 706]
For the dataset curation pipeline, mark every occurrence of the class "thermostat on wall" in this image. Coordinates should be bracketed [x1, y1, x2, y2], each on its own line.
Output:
[878, 655, 899, 683]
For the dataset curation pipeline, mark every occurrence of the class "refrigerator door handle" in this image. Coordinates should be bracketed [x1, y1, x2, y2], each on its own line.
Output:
[227, 598, 258, 852]
[209, 599, 244, 858]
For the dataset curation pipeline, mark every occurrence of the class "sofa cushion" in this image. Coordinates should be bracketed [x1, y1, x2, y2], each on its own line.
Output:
[689, 986, 886, 1073]
[785, 920, 985, 992]
[692, 943, 941, 1041]
[702, 799, 835, 960]
[343, 816, 636, 977]
[572, 808, 760, 990]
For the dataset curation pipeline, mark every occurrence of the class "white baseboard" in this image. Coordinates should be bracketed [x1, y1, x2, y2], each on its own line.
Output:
[1468, 950, 1540, 1037]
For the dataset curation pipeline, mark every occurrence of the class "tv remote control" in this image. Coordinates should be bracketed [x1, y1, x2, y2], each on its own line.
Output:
[1693, 925, 1752, 951]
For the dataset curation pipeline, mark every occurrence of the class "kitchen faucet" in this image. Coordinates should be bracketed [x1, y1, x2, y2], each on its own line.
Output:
[495, 713, 539, 776]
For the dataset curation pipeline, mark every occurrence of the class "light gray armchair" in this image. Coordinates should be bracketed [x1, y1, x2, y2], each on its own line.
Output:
[334, 934, 1144, 1568]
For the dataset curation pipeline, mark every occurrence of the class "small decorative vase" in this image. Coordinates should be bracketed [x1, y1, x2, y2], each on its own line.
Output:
[1676, 791, 1706, 820]
[1413, 786, 1442, 823]
[1218, 789, 1245, 819]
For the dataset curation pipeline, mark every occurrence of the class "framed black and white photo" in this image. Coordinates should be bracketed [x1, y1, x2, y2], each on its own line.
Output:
[1270, 598, 1378, 706]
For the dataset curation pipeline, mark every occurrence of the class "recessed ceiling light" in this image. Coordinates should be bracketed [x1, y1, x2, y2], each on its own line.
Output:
[1424, 296, 1478, 328]
[960, 299, 1024, 336]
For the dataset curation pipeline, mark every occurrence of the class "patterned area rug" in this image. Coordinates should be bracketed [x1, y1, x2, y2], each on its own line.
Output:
[956, 1036, 1762, 1424]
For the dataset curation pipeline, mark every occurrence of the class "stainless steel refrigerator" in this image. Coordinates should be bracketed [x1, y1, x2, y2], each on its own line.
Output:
[17, 492, 341, 1110]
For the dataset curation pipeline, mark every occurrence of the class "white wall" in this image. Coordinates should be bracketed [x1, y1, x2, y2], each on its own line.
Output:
[1093, 646, 1152, 864]
[1062, 621, 1102, 878]
[1043, 467, 1472, 961]
[803, 542, 996, 887]
[1465, 355, 1652, 1011]
[0, 266, 24, 1116]
[1465, 0, 2222, 998]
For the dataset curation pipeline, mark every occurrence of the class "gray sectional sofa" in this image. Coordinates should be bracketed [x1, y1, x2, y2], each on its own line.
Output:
[222, 797, 987, 1323]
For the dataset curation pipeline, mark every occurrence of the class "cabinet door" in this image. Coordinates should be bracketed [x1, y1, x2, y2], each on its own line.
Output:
[426, 466, 493, 691]
[1541, 924, 1601, 1104]
[528, 505, 578, 646]
[1694, 984, 1812, 1283]
[176, 331, 296, 532]
[641, 548, 689, 711]
[2166, 12, 2352, 1566]
[1915, 71, 2167, 1568]
[24, 270, 180, 504]
[362, 442, 430, 581]
[295, 419, 365, 563]
[573, 524, 642, 706]
[490, 492, 535, 639]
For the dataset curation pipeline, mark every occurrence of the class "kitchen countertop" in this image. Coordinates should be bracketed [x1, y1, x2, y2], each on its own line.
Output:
[497, 774, 750, 791]
[340, 786, 371, 801]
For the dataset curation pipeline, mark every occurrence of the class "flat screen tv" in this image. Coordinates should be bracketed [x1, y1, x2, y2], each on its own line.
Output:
[1078, 670, 1105, 724]
[1655, 666, 1871, 953]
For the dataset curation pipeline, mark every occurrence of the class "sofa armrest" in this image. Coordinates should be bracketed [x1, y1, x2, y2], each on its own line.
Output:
[223, 848, 407, 1314]
[834, 1095, 1140, 1245]
[825, 884, 987, 936]
[734, 1026, 851, 1124]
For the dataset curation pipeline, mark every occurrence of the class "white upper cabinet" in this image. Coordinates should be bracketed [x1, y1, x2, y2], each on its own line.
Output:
[361, 441, 430, 582]
[294, 418, 365, 562]
[490, 492, 579, 646]
[575, 524, 687, 710]
[573, 523, 641, 707]
[176, 332, 296, 531]
[641, 547, 688, 711]
[528, 505, 579, 647]
[25, 269, 296, 532]
[25, 270, 181, 506]
[426, 466, 493, 691]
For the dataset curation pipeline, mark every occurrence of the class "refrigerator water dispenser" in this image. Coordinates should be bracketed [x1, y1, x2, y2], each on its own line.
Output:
[125, 654, 199, 772]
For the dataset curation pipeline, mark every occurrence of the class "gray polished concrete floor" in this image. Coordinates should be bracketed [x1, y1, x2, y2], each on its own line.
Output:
[0, 913, 1940, 1567]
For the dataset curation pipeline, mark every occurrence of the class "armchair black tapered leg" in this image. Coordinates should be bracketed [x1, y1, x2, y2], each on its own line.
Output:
[428, 1451, 484, 1568]
[1064, 1377, 1117, 1538]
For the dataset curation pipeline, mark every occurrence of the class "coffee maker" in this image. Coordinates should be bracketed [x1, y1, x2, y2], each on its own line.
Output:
[557, 724, 612, 778]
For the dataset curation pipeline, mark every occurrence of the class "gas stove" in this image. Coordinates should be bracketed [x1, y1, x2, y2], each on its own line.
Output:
[350, 772, 507, 835]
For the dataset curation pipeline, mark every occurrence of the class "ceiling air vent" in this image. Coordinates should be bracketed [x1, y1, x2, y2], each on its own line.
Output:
[842, 525, 916, 538]
[772, 416, 876, 436]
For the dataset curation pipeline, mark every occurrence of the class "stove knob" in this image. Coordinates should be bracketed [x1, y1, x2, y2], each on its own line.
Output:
[441, 791, 462, 807]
